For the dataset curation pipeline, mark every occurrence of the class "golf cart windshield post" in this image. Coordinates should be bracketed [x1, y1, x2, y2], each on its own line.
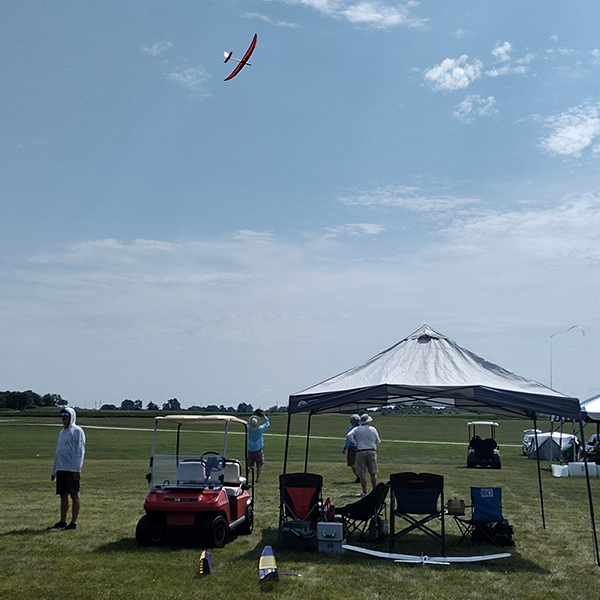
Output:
[223, 421, 230, 456]
[148, 420, 160, 480]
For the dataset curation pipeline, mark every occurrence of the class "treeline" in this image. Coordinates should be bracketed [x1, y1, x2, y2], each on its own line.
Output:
[0, 390, 67, 410]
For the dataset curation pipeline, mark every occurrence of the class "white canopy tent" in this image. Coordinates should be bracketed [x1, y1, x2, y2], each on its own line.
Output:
[284, 325, 599, 565]
[289, 325, 580, 418]
[581, 393, 600, 421]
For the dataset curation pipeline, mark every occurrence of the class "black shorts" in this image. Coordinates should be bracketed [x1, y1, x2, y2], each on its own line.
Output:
[55, 471, 80, 495]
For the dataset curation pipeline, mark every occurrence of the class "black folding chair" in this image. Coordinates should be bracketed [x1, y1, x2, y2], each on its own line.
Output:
[337, 482, 389, 541]
[389, 472, 445, 555]
[453, 487, 513, 546]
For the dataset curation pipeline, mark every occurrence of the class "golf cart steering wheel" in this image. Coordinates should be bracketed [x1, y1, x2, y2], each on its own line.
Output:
[200, 451, 225, 470]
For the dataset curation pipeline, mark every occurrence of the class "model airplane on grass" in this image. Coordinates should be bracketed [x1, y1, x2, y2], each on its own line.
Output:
[224, 34, 257, 81]
[343, 544, 511, 566]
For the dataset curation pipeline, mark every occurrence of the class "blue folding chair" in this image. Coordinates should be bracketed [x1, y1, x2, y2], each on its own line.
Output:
[454, 487, 513, 546]
[389, 472, 445, 555]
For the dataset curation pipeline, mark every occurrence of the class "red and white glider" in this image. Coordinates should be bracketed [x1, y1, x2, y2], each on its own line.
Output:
[224, 34, 257, 81]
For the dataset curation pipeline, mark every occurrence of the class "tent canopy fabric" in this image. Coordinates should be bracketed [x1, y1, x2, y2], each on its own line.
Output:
[581, 393, 600, 421]
[289, 325, 580, 420]
[526, 432, 577, 461]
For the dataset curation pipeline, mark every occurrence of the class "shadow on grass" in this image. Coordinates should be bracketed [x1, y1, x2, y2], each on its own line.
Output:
[0, 527, 56, 537]
[233, 527, 548, 574]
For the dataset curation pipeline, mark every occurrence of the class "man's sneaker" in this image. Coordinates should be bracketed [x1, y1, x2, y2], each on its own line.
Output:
[49, 521, 67, 530]
[354, 477, 361, 484]
[63, 522, 77, 530]
[358, 492, 368, 497]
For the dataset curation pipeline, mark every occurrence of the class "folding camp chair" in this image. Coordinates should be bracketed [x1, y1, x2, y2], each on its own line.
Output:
[389, 472, 445, 555]
[278, 472, 324, 551]
[337, 482, 389, 541]
[279, 472, 323, 524]
[453, 487, 513, 546]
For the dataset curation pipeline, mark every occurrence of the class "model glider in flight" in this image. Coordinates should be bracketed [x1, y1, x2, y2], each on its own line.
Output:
[224, 33, 257, 81]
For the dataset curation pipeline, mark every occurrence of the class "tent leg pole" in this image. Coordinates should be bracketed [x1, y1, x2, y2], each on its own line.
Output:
[283, 412, 292, 476]
[579, 418, 600, 566]
[533, 418, 546, 529]
[304, 412, 313, 473]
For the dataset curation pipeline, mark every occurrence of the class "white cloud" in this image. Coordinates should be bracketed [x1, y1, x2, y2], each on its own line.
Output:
[323, 223, 386, 237]
[453, 95, 498, 123]
[141, 42, 173, 57]
[339, 185, 482, 215]
[538, 100, 600, 157]
[168, 67, 211, 97]
[591, 49, 600, 66]
[271, 0, 427, 28]
[485, 43, 534, 77]
[491, 41, 512, 62]
[244, 12, 301, 28]
[423, 55, 482, 92]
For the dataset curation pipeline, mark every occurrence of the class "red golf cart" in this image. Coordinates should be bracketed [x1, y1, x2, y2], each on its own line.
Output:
[136, 415, 254, 548]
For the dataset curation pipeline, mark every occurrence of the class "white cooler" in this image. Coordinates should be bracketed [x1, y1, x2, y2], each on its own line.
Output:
[551, 464, 569, 477]
[317, 522, 345, 554]
[569, 462, 597, 477]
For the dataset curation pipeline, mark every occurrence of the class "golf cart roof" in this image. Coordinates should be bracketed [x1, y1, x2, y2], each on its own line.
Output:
[155, 415, 248, 427]
[468, 421, 499, 427]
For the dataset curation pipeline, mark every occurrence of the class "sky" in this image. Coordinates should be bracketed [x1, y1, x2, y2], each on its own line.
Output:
[2, 1, 600, 410]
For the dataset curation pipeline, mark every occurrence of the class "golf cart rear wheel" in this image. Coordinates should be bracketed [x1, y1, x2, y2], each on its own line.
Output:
[239, 503, 254, 535]
[198, 515, 229, 548]
[136, 514, 166, 546]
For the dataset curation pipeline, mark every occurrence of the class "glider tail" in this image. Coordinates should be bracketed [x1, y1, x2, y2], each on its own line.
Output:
[224, 51, 233, 63]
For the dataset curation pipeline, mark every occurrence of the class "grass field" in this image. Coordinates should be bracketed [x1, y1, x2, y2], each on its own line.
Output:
[1, 411, 600, 599]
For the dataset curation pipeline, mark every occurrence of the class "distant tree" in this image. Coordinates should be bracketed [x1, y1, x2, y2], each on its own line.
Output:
[187, 405, 202, 411]
[146, 401, 159, 411]
[100, 404, 117, 410]
[237, 402, 254, 414]
[133, 399, 143, 410]
[205, 405, 219, 412]
[41, 393, 65, 407]
[120, 399, 136, 410]
[162, 398, 181, 411]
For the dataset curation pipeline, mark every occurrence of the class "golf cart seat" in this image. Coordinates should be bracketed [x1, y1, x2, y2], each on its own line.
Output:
[223, 460, 247, 497]
[176, 461, 206, 485]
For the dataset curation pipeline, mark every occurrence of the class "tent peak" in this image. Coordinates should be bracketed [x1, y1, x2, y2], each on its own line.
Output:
[407, 324, 447, 343]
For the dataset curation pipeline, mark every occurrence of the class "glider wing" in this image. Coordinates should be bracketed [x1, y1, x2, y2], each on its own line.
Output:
[224, 34, 257, 81]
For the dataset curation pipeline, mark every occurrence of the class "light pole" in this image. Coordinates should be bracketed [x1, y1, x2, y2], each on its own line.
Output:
[550, 325, 585, 389]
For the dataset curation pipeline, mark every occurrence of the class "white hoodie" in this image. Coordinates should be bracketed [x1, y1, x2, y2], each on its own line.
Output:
[52, 407, 86, 476]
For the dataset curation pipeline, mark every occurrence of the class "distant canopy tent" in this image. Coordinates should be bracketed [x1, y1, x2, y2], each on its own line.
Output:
[284, 324, 599, 565]
[581, 393, 600, 422]
[527, 432, 577, 461]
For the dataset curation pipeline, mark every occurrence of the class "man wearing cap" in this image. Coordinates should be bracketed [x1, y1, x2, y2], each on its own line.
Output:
[50, 407, 86, 530]
[346, 413, 380, 496]
[247, 409, 270, 482]
[342, 414, 361, 483]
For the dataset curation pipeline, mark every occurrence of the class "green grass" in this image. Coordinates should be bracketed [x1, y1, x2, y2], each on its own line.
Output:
[1, 413, 600, 599]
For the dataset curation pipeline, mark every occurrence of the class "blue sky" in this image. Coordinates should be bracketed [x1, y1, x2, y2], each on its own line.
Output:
[2, 1, 600, 409]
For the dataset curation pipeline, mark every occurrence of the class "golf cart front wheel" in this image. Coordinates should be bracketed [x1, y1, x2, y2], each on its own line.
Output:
[136, 515, 166, 546]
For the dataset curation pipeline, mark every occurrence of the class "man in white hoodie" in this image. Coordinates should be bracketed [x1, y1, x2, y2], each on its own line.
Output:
[50, 407, 86, 530]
